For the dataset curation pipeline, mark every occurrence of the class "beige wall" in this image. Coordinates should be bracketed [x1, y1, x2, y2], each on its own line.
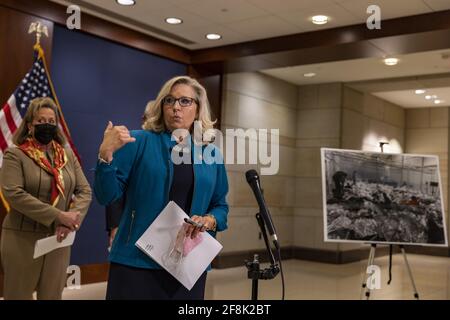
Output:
[219, 72, 297, 253]
[219, 72, 448, 257]
[220, 76, 345, 254]
[342, 87, 405, 153]
[280, 84, 406, 252]
[405, 107, 449, 237]
[338, 87, 406, 250]
[295, 84, 342, 251]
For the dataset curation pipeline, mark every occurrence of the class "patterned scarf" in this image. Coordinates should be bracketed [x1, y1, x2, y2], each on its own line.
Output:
[19, 138, 67, 206]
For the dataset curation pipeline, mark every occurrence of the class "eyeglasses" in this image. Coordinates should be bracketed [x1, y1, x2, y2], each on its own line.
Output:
[162, 95, 198, 108]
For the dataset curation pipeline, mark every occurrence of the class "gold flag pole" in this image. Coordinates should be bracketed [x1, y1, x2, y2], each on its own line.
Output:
[26, 21, 78, 157]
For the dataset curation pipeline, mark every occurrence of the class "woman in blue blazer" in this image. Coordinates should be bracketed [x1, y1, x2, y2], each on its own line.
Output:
[94, 76, 229, 300]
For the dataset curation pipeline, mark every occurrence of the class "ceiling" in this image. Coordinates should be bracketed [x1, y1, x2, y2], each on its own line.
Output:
[48, 0, 450, 109]
[261, 49, 450, 85]
[262, 48, 450, 108]
[374, 87, 450, 108]
[50, 0, 450, 49]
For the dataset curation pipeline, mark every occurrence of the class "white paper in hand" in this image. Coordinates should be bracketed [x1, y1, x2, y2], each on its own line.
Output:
[136, 201, 223, 290]
[33, 232, 76, 259]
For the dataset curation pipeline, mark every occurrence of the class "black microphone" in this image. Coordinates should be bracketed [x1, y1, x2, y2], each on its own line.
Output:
[245, 169, 279, 249]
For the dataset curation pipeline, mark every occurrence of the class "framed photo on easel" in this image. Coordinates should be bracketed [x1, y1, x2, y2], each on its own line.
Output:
[321, 148, 448, 247]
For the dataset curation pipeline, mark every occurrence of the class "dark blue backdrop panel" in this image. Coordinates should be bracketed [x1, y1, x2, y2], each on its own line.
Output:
[51, 25, 186, 265]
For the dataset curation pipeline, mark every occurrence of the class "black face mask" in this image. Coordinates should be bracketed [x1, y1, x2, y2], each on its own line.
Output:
[34, 123, 57, 145]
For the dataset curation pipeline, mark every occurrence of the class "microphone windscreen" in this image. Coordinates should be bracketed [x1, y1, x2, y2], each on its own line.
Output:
[245, 169, 258, 183]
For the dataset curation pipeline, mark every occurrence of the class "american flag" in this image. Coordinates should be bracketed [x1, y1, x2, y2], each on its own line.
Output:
[0, 47, 80, 166]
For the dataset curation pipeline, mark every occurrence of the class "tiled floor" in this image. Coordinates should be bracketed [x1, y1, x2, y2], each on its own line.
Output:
[61, 254, 450, 300]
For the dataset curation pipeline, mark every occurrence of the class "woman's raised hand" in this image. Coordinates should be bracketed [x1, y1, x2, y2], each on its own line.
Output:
[99, 121, 136, 162]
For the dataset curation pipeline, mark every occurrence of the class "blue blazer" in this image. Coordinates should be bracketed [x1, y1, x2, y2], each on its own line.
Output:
[94, 130, 229, 269]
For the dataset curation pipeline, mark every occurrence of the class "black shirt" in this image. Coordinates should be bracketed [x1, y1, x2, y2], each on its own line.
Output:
[169, 151, 194, 214]
[105, 151, 194, 231]
[105, 196, 125, 232]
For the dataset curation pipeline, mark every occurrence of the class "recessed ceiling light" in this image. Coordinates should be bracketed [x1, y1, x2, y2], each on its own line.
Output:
[425, 95, 432, 100]
[165, 17, 183, 25]
[206, 33, 222, 40]
[426, 95, 437, 100]
[116, 0, 135, 5]
[312, 15, 329, 25]
[384, 58, 399, 66]
[303, 72, 316, 78]
[434, 99, 443, 104]
[415, 89, 426, 95]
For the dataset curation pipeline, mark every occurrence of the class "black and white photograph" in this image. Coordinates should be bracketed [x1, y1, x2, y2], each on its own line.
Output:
[322, 148, 448, 246]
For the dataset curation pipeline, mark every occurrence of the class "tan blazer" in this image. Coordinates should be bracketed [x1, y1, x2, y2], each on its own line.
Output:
[0, 146, 92, 299]
[1, 146, 91, 232]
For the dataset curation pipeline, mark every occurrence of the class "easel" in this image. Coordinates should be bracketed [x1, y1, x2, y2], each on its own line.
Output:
[360, 142, 420, 300]
[360, 244, 419, 299]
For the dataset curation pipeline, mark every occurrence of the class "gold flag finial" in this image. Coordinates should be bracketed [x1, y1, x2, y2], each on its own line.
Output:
[28, 21, 48, 46]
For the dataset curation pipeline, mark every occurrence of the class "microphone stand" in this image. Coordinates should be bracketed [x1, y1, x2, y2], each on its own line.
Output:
[245, 212, 280, 300]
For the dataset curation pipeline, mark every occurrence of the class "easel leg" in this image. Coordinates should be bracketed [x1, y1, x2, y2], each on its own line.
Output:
[361, 244, 376, 300]
[400, 246, 420, 300]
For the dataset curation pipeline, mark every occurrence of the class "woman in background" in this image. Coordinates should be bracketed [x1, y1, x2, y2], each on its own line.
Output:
[0, 97, 92, 300]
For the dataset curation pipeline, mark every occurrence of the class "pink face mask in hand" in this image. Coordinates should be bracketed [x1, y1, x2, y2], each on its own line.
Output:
[164, 225, 188, 267]
[183, 233, 203, 257]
